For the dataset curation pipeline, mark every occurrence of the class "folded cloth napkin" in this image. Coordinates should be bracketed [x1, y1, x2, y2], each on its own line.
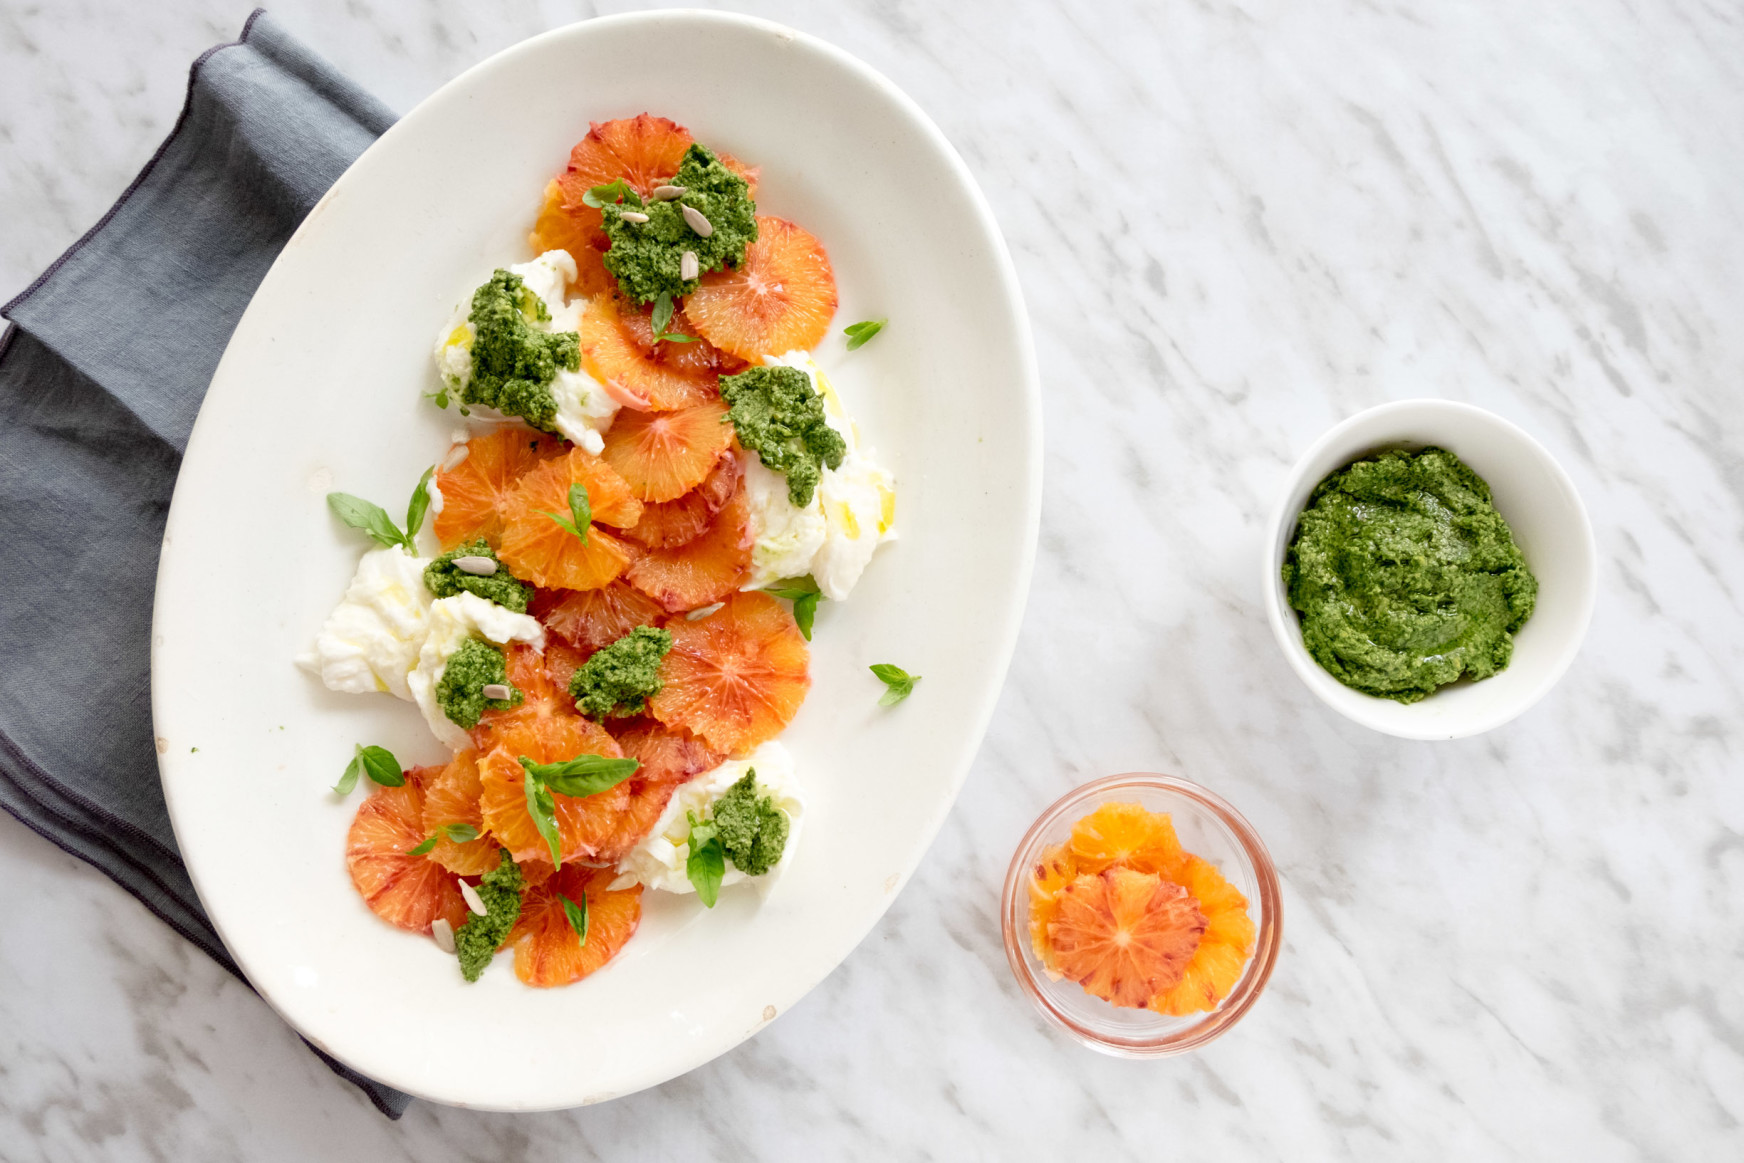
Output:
[0, 9, 412, 1119]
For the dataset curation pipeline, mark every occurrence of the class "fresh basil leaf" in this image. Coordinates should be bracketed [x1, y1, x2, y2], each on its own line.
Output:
[582, 179, 643, 209]
[791, 591, 820, 641]
[327, 492, 407, 551]
[762, 575, 821, 601]
[651, 292, 675, 336]
[406, 835, 438, 856]
[440, 822, 480, 843]
[333, 747, 364, 795]
[358, 745, 405, 786]
[687, 834, 725, 908]
[654, 332, 699, 344]
[568, 483, 592, 542]
[405, 466, 435, 546]
[517, 754, 640, 799]
[869, 663, 919, 706]
[560, 892, 589, 943]
[522, 766, 563, 869]
[843, 318, 886, 351]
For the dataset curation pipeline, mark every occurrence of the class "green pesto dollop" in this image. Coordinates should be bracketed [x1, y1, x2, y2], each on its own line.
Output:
[461, 269, 580, 431]
[423, 539, 532, 612]
[719, 365, 846, 507]
[568, 625, 673, 720]
[600, 144, 758, 304]
[1282, 446, 1538, 704]
[712, 770, 789, 877]
[436, 638, 524, 729]
[455, 849, 524, 982]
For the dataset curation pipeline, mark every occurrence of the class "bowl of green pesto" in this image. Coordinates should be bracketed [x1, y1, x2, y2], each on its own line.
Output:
[1264, 399, 1596, 740]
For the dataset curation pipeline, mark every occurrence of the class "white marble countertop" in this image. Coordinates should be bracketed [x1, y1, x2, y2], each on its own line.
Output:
[4, 1, 1742, 1158]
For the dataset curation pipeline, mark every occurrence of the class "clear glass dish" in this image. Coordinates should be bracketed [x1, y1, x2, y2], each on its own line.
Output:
[1000, 772, 1282, 1056]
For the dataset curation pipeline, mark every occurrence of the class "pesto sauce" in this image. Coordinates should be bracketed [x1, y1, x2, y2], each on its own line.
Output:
[455, 849, 523, 982]
[436, 638, 523, 728]
[423, 539, 531, 612]
[712, 770, 788, 876]
[600, 144, 758, 303]
[568, 625, 672, 720]
[719, 365, 846, 507]
[1282, 446, 1538, 703]
[461, 269, 579, 430]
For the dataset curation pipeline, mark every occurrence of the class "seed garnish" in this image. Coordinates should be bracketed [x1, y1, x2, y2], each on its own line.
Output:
[440, 443, 470, 471]
[431, 917, 456, 953]
[620, 210, 650, 224]
[686, 602, 724, 620]
[481, 683, 513, 701]
[459, 879, 488, 916]
[680, 250, 699, 281]
[681, 204, 714, 238]
[452, 555, 498, 576]
[654, 185, 687, 201]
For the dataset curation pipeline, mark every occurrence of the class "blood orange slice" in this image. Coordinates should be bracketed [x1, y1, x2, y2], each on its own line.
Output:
[1148, 939, 1250, 1017]
[533, 580, 667, 653]
[614, 299, 748, 378]
[625, 486, 752, 613]
[1043, 868, 1206, 1008]
[346, 770, 470, 935]
[649, 590, 809, 754]
[596, 721, 722, 860]
[556, 114, 694, 210]
[527, 179, 614, 298]
[1027, 843, 1080, 974]
[432, 427, 566, 550]
[599, 397, 734, 503]
[576, 294, 720, 413]
[1068, 802, 1185, 878]
[498, 448, 643, 591]
[624, 452, 741, 550]
[509, 865, 643, 988]
[684, 216, 838, 360]
[420, 751, 498, 877]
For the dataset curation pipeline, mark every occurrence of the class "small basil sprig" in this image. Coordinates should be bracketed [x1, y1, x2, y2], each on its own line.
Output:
[544, 483, 592, 544]
[685, 812, 726, 907]
[561, 892, 589, 943]
[843, 319, 886, 350]
[650, 293, 700, 345]
[869, 664, 920, 706]
[764, 575, 822, 641]
[517, 753, 642, 867]
[582, 179, 644, 209]
[333, 744, 404, 795]
[327, 468, 435, 552]
[405, 822, 480, 855]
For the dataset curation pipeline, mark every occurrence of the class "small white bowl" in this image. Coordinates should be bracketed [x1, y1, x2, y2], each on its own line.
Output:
[1263, 399, 1596, 740]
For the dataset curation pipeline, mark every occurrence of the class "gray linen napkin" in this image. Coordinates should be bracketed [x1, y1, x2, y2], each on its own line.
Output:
[0, 9, 412, 1119]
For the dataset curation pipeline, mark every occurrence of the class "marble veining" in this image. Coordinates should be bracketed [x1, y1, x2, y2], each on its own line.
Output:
[3, 0, 1742, 1158]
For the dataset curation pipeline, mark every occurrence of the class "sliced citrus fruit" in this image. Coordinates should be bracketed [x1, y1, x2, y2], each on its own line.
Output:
[534, 580, 667, 653]
[497, 448, 643, 591]
[1027, 843, 1079, 975]
[1043, 867, 1207, 1008]
[718, 152, 760, 199]
[556, 114, 694, 209]
[346, 771, 470, 935]
[1068, 802, 1185, 877]
[1176, 854, 1257, 955]
[650, 590, 809, 754]
[576, 293, 720, 413]
[625, 486, 752, 613]
[527, 178, 614, 298]
[541, 638, 593, 697]
[684, 216, 838, 360]
[1148, 938, 1250, 1016]
[477, 738, 630, 866]
[420, 751, 499, 877]
[624, 451, 741, 550]
[510, 865, 643, 988]
[613, 298, 748, 378]
[597, 720, 723, 860]
[432, 427, 566, 550]
[599, 397, 734, 503]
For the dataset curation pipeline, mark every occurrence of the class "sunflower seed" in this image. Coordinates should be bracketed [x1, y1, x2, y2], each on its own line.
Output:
[686, 602, 724, 620]
[481, 683, 512, 701]
[619, 210, 650, 224]
[680, 250, 699, 281]
[653, 185, 687, 201]
[440, 443, 470, 471]
[459, 880, 488, 917]
[681, 204, 714, 238]
[452, 555, 498, 576]
[431, 917, 456, 953]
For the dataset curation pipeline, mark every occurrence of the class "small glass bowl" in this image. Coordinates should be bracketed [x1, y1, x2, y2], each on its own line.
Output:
[1001, 772, 1283, 1056]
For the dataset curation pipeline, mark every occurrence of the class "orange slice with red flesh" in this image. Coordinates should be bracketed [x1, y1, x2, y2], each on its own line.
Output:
[497, 448, 643, 591]
[596, 720, 723, 861]
[649, 590, 809, 754]
[533, 580, 668, 654]
[624, 452, 741, 550]
[684, 216, 838, 360]
[510, 865, 643, 988]
[1044, 868, 1207, 1009]
[1147, 856, 1256, 1015]
[576, 293, 721, 413]
[346, 770, 471, 936]
[556, 114, 695, 211]
[625, 486, 753, 613]
[613, 298, 748, 378]
[420, 751, 499, 878]
[432, 427, 566, 550]
[528, 179, 615, 298]
[540, 638, 592, 697]
[1027, 843, 1080, 975]
[1068, 801, 1186, 878]
[599, 397, 735, 504]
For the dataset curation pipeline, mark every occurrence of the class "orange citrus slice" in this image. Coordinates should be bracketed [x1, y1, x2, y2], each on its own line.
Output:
[1044, 867, 1207, 1008]
[649, 590, 809, 754]
[685, 216, 838, 360]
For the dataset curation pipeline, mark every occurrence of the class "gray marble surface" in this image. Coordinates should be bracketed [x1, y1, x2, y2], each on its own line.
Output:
[4, 0, 1743, 1158]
